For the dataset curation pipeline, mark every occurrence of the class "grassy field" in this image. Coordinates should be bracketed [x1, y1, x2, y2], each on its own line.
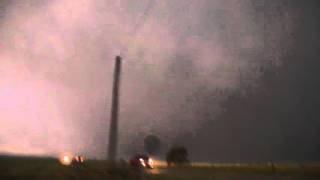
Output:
[0, 155, 320, 180]
[148, 165, 320, 180]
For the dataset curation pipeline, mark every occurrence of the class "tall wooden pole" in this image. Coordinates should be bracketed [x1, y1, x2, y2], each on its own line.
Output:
[107, 55, 122, 161]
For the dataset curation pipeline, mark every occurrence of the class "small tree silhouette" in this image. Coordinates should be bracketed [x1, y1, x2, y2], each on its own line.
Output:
[144, 135, 161, 155]
[166, 146, 190, 167]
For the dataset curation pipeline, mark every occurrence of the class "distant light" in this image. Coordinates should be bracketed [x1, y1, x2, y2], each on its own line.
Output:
[60, 154, 72, 165]
[80, 156, 84, 162]
[74, 155, 85, 163]
[139, 158, 146, 167]
[148, 158, 154, 168]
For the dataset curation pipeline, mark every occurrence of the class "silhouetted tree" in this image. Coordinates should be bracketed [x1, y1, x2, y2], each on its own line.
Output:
[144, 135, 161, 155]
[166, 146, 190, 167]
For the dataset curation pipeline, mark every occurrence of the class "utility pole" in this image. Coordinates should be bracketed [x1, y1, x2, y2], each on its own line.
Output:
[107, 55, 122, 161]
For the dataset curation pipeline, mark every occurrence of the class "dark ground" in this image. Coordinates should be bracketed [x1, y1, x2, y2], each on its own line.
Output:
[1, 156, 320, 180]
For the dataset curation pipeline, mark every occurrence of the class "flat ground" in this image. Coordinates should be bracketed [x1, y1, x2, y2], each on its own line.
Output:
[0, 156, 319, 180]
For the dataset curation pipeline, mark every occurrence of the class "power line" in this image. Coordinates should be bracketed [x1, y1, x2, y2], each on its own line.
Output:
[120, 0, 157, 57]
[132, 0, 157, 37]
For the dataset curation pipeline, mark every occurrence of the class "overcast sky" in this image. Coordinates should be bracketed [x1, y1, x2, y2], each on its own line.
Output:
[0, 0, 319, 162]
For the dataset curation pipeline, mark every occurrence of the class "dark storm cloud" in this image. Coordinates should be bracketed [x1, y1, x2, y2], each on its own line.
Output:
[0, 0, 300, 160]
[177, 0, 320, 162]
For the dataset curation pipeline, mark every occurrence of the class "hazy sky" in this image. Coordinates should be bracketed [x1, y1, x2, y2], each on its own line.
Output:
[0, 0, 319, 161]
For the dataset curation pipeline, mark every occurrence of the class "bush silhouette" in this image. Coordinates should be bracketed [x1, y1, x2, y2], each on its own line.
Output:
[144, 135, 161, 155]
[166, 146, 190, 167]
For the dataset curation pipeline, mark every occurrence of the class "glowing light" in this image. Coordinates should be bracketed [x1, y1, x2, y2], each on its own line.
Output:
[79, 156, 84, 162]
[74, 155, 85, 163]
[148, 158, 154, 168]
[148, 159, 167, 168]
[139, 158, 146, 167]
[59, 154, 72, 165]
